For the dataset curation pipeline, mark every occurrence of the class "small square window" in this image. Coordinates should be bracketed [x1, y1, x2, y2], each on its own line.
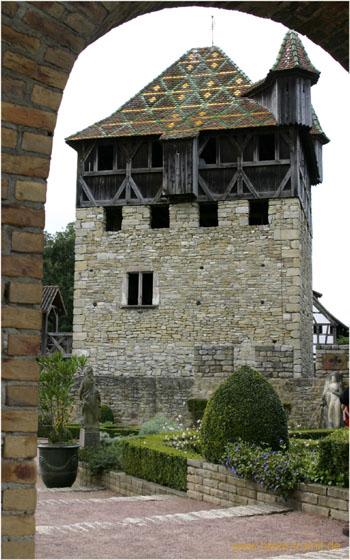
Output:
[249, 199, 269, 225]
[127, 272, 154, 306]
[199, 202, 218, 227]
[97, 145, 114, 170]
[105, 207, 122, 231]
[151, 205, 169, 229]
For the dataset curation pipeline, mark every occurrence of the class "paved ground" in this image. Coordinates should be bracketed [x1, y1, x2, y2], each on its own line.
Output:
[35, 468, 349, 560]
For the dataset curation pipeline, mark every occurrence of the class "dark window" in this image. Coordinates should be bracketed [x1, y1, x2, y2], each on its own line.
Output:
[127, 272, 153, 306]
[151, 205, 169, 229]
[105, 207, 122, 231]
[97, 145, 114, 170]
[116, 145, 126, 169]
[258, 134, 275, 161]
[132, 142, 148, 168]
[151, 141, 163, 167]
[279, 135, 290, 160]
[249, 199, 269, 225]
[200, 202, 218, 227]
[84, 151, 95, 172]
[220, 137, 238, 163]
[243, 137, 254, 161]
[200, 138, 216, 165]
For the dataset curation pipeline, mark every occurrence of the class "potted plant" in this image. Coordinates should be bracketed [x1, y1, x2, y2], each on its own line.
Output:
[38, 351, 87, 488]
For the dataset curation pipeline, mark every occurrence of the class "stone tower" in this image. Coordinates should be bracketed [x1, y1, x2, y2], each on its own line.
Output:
[66, 31, 328, 424]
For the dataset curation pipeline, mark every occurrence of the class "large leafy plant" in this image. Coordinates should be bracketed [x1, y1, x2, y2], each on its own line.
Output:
[39, 352, 86, 443]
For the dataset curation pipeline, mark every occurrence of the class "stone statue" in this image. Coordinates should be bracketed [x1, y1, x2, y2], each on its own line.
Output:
[79, 367, 101, 431]
[320, 372, 344, 429]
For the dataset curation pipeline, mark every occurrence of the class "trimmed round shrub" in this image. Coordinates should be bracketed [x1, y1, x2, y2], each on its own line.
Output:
[99, 404, 114, 424]
[201, 366, 289, 463]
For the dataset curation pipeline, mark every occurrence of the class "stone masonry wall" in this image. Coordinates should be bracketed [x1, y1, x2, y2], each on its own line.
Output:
[73, 199, 313, 384]
[187, 459, 349, 523]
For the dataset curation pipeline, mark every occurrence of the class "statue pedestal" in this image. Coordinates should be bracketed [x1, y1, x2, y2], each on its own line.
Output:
[80, 429, 100, 447]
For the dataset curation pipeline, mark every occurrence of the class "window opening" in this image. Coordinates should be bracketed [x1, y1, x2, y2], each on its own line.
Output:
[132, 142, 148, 168]
[97, 145, 114, 170]
[279, 135, 290, 160]
[249, 199, 269, 225]
[200, 138, 216, 165]
[243, 137, 254, 161]
[84, 151, 95, 172]
[151, 141, 163, 167]
[127, 272, 154, 306]
[151, 205, 169, 228]
[105, 207, 122, 231]
[258, 134, 275, 161]
[220, 137, 238, 163]
[200, 202, 218, 227]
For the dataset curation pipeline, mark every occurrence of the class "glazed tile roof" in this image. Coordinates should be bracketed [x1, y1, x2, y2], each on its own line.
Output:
[310, 107, 329, 143]
[67, 46, 277, 142]
[271, 30, 320, 79]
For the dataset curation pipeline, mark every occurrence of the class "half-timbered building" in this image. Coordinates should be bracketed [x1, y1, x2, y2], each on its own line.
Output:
[67, 31, 330, 424]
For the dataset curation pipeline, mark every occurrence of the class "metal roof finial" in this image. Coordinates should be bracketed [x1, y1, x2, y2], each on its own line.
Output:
[211, 15, 215, 47]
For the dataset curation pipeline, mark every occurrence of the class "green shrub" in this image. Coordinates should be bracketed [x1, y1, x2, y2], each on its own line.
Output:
[38, 422, 81, 439]
[187, 398, 208, 426]
[290, 429, 334, 440]
[201, 366, 288, 463]
[99, 425, 139, 437]
[79, 440, 123, 476]
[100, 404, 114, 424]
[336, 336, 349, 345]
[138, 415, 180, 436]
[313, 428, 349, 487]
[121, 434, 202, 491]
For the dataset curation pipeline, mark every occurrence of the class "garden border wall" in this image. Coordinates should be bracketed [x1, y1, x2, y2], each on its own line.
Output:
[187, 459, 349, 522]
[77, 460, 348, 522]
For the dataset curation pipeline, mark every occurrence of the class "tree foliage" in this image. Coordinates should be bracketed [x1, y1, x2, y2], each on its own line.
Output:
[43, 222, 75, 331]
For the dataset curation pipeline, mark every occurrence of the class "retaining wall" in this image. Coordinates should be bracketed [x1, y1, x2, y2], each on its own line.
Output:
[77, 460, 349, 523]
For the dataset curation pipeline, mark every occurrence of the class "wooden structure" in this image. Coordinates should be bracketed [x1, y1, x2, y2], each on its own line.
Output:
[67, 31, 328, 230]
[40, 286, 72, 356]
[313, 290, 348, 346]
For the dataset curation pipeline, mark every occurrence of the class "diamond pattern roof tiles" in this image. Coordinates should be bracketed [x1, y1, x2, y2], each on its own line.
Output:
[67, 46, 277, 143]
[271, 30, 320, 77]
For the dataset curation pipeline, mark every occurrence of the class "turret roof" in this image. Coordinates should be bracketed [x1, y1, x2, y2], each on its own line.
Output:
[66, 46, 277, 143]
[271, 30, 320, 78]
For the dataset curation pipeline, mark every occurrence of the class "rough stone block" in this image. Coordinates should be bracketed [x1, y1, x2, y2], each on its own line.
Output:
[2, 206, 45, 228]
[2, 359, 39, 381]
[327, 487, 349, 500]
[329, 508, 349, 522]
[6, 386, 39, 408]
[15, 180, 46, 203]
[1, 513, 35, 536]
[2, 101, 56, 132]
[301, 502, 329, 517]
[2, 488, 37, 512]
[2, 126, 17, 148]
[7, 334, 41, 356]
[31, 84, 62, 111]
[0, 539, 35, 559]
[22, 132, 52, 155]
[44, 46, 75, 70]
[2, 410, 38, 433]
[2, 460, 37, 484]
[2, 153, 50, 178]
[9, 280, 42, 306]
[11, 231, 44, 254]
[319, 495, 348, 511]
[187, 490, 203, 501]
[2, 24, 40, 54]
[2, 307, 42, 329]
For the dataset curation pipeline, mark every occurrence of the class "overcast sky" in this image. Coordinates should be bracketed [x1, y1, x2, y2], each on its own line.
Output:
[46, 6, 349, 325]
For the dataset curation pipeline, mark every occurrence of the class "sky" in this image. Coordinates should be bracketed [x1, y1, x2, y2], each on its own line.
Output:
[46, 6, 349, 326]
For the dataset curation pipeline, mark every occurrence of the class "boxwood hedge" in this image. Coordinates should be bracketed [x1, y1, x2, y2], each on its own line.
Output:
[317, 428, 349, 487]
[121, 434, 202, 491]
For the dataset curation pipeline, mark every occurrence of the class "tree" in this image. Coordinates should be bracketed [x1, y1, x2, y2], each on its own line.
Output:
[43, 222, 75, 332]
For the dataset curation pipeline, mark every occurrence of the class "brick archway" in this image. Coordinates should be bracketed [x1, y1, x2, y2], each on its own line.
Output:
[1, 2, 349, 558]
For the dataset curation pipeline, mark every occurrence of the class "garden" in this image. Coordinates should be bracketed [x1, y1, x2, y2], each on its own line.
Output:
[38, 353, 348, 500]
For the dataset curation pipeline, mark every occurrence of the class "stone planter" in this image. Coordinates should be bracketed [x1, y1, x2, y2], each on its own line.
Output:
[38, 443, 80, 488]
